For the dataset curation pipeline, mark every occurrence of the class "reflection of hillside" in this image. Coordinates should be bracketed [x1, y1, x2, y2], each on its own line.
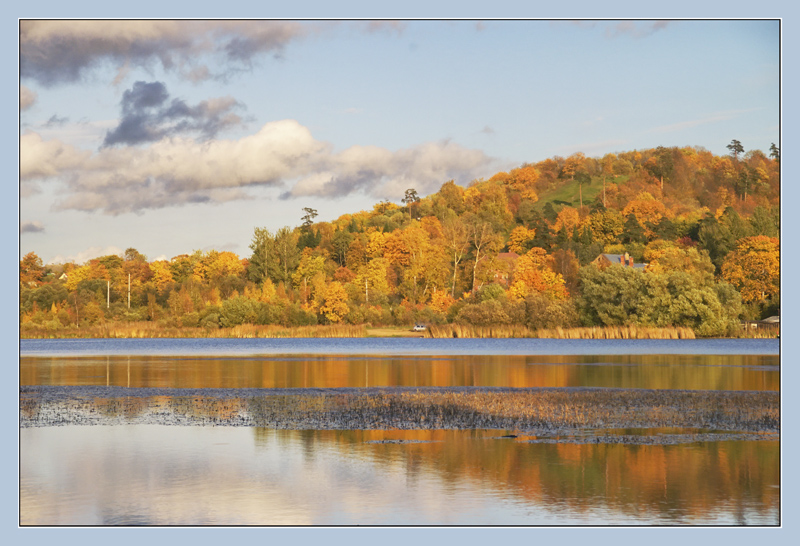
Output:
[20, 425, 779, 525]
[20, 354, 780, 391]
[255, 429, 779, 524]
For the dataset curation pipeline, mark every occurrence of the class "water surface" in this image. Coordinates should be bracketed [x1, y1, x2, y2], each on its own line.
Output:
[19, 337, 780, 357]
[20, 426, 778, 526]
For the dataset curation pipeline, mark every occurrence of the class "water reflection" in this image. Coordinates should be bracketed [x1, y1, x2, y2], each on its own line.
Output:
[20, 353, 780, 391]
[20, 426, 778, 525]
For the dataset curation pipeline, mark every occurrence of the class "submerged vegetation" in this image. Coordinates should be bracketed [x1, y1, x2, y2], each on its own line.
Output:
[21, 386, 779, 434]
[21, 144, 779, 339]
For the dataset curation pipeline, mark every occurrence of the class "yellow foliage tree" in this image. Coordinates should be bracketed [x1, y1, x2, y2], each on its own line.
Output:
[553, 206, 581, 233]
[507, 226, 536, 254]
[149, 261, 174, 295]
[320, 281, 350, 323]
[721, 236, 780, 304]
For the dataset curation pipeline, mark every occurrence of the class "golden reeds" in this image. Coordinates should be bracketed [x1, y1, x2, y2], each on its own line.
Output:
[424, 324, 697, 339]
[19, 321, 367, 339]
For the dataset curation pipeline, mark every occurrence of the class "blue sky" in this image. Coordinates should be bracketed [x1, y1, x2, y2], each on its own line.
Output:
[19, 19, 779, 264]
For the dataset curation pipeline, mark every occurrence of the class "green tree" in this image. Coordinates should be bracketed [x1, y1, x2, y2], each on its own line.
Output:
[274, 227, 300, 284]
[727, 139, 744, 160]
[301, 207, 318, 228]
[248, 227, 278, 285]
[769, 143, 780, 162]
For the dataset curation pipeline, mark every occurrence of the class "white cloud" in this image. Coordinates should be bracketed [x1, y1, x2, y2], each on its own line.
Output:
[20, 132, 91, 180]
[20, 120, 495, 214]
[648, 109, 760, 134]
[48, 246, 124, 265]
[20, 85, 37, 110]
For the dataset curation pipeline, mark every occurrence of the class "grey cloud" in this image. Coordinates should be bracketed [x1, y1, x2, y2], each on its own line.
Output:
[45, 114, 69, 127]
[480, 125, 495, 135]
[281, 140, 494, 201]
[103, 81, 244, 147]
[20, 20, 310, 86]
[20, 220, 45, 234]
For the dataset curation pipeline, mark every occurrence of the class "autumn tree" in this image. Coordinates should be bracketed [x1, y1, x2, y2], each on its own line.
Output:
[721, 236, 780, 305]
[441, 216, 471, 297]
[508, 248, 568, 301]
[464, 215, 503, 293]
[20, 252, 44, 288]
[320, 281, 349, 323]
[508, 164, 540, 202]
[507, 226, 537, 255]
[292, 249, 326, 304]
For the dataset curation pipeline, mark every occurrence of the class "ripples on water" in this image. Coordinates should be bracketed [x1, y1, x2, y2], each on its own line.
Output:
[19, 337, 780, 356]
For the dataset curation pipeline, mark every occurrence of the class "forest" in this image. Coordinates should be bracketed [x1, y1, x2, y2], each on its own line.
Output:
[20, 142, 780, 338]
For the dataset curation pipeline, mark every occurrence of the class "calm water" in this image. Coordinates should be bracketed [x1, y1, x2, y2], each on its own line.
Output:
[19, 338, 781, 525]
[20, 426, 778, 526]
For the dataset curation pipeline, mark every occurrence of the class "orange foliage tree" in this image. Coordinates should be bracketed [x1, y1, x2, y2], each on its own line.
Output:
[508, 248, 568, 301]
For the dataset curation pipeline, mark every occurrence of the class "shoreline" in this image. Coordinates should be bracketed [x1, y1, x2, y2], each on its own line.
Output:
[20, 386, 779, 444]
[19, 323, 778, 340]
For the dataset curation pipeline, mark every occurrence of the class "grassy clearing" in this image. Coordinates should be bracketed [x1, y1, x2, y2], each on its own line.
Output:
[535, 175, 625, 210]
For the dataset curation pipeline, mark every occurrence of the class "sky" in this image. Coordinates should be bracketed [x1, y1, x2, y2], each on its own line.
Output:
[19, 18, 780, 265]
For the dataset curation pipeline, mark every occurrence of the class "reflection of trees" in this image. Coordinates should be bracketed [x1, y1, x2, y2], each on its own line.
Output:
[250, 428, 779, 523]
[20, 354, 780, 391]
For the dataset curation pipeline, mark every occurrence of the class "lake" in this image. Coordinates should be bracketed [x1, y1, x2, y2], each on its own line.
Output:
[19, 337, 780, 526]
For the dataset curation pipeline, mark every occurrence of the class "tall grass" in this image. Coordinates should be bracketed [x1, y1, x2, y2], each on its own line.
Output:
[425, 324, 696, 339]
[19, 321, 367, 339]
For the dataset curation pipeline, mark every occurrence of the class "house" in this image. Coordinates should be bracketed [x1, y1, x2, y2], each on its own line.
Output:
[741, 315, 779, 330]
[591, 252, 648, 271]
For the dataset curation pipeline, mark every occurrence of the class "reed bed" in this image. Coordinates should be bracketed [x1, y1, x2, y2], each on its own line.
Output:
[19, 321, 367, 339]
[425, 324, 696, 339]
[21, 386, 779, 434]
[535, 325, 696, 340]
[735, 324, 780, 339]
[424, 324, 535, 339]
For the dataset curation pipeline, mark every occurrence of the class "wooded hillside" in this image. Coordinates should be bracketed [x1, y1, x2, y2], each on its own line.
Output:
[20, 142, 780, 337]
